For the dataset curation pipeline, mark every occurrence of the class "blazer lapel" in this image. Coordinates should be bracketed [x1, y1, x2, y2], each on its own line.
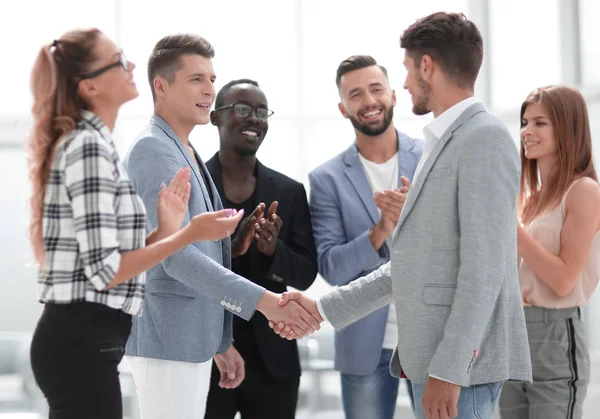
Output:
[396, 130, 421, 186]
[206, 153, 225, 199]
[196, 153, 231, 265]
[397, 131, 453, 226]
[344, 145, 380, 225]
[394, 104, 486, 236]
[191, 146, 219, 212]
[149, 117, 213, 211]
[255, 160, 276, 214]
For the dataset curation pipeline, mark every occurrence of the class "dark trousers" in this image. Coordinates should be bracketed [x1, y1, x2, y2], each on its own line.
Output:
[204, 340, 300, 419]
[30, 302, 132, 419]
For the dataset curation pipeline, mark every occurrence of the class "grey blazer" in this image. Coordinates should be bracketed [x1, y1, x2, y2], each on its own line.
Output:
[123, 116, 265, 363]
[320, 103, 533, 386]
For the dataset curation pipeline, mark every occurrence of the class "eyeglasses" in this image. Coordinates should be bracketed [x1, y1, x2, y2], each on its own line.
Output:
[81, 51, 128, 80]
[215, 102, 274, 121]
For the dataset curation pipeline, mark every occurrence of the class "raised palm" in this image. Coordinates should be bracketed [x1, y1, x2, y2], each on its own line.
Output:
[157, 167, 191, 236]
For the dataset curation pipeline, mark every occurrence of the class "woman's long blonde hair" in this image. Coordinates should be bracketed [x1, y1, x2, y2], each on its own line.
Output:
[518, 85, 597, 224]
[26, 28, 100, 265]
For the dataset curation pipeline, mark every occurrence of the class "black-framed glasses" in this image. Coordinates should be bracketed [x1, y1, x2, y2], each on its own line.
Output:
[215, 102, 274, 121]
[81, 51, 128, 80]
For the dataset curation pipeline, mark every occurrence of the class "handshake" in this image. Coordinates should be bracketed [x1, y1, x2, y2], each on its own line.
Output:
[256, 291, 323, 339]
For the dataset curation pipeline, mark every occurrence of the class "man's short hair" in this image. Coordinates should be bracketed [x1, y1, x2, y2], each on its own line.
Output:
[400, 12, 483, 89]
[214, 78, 260, 109]
[335, 55, 388, 89]
[147, 34, 215, 102]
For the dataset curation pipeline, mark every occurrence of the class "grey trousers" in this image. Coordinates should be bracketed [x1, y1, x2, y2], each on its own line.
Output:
[499, 306, 590, 419]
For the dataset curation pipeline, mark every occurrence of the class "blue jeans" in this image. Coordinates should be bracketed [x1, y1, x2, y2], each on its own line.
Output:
[341, 349, 414, 419]
[411, 381, 504, 419]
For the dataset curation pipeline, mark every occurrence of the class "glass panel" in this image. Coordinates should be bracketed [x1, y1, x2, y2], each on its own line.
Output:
[579, 0, 600, 86]
[0, 150, 43, 333]
[0, 1, 117, 115]
[300, 0, 470, 117]
[489, 0, 561, 111]
[119, 0, 298, 117]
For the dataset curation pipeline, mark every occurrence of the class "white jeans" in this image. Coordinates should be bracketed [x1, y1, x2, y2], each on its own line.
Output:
[125, 356, 213, 419]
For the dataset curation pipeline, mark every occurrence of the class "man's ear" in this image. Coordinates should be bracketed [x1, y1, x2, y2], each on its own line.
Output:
[153, 76, 168, 99]
[338, 102, 349, 119]
[210, 110, 219, 126]
[420, 54, 434, 82]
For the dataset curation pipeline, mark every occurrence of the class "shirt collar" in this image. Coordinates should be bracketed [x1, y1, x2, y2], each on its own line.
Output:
[80, 110, 113, 143]
[424, 96, 479, 140]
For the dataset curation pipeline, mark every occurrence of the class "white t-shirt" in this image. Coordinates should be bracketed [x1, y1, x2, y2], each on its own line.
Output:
[357, 152, 398, 350]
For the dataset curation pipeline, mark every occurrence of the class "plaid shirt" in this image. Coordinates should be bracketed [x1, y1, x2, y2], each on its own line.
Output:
[38, 111, 147, 315]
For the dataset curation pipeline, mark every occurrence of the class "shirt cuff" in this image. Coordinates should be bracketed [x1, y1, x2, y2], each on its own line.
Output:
[316, 298, 329, 324]
[85, 250, 121, 291]
[429, 375, 460, 386]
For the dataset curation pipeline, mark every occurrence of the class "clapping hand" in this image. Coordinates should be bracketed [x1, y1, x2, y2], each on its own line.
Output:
[156, 167, 192, 237]
[255, 201, 283, 257]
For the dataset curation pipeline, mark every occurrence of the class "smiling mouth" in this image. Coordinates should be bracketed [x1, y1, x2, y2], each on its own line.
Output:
[240, 128, 260, 139]
[360, 108, 383, 120]
[196, 104, 211, 110]
[524, 140, 541, 148]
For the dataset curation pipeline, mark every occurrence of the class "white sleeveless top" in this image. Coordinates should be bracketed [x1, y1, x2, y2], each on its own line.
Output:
[520, 179, 600, 308]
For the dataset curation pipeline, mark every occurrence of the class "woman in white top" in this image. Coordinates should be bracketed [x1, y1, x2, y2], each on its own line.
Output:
[499, 85, 600, 419]
[26, 28, 243, 419]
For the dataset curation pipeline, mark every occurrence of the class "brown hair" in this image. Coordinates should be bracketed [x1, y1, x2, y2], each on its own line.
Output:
[519, 85, 597, 224]
[400, 12, 483, 90]
[335, 55, 388, 88]
[26, 28, 101, 265]
[147, 34, 215, 102]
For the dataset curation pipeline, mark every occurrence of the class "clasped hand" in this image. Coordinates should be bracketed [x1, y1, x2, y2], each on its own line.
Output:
[265, 292, 323, 340]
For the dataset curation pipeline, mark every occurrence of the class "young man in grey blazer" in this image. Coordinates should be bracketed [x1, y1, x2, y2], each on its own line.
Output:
[122, 34, 320, 419]
[272, 12, 532, 419]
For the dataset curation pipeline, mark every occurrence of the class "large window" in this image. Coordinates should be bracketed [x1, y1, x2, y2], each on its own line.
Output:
[3, 2, 600, 417]
[119, 0, 298, 118]
[488, 0, 561, 111]
[299, 0, 470, 117]
[297, 0, 468, 178]
[579, 0, 600, 87]
[1, 1, 117, 116]
[115, 0, 468, 182]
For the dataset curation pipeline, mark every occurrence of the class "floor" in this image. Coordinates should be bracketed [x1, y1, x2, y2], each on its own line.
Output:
[3, 354, 599, 418]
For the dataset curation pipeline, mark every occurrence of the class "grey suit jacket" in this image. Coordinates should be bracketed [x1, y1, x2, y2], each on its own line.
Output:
[123, 116, 265, 363]
[320, 103, 533, 386]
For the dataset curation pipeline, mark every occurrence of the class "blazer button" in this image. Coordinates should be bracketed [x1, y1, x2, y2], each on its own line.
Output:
[226, 303, 232, 309]
[236, 306, 242, 313]
[220, 300, 226, 306]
